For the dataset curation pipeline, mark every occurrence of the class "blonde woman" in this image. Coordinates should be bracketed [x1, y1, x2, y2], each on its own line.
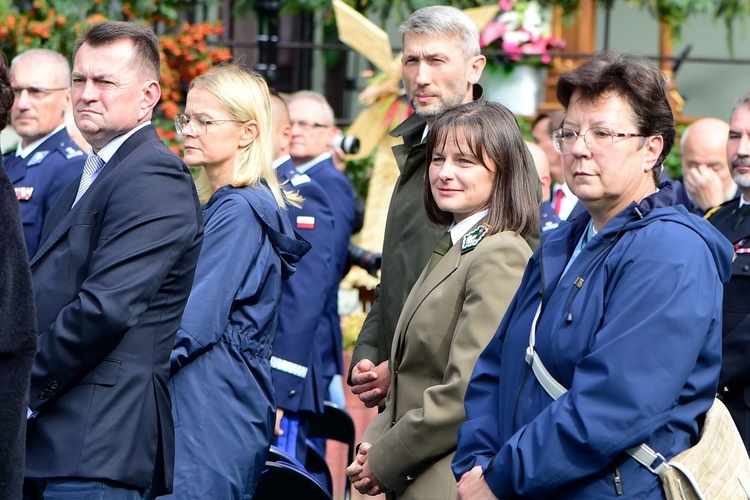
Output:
[164, 66, 308, 499]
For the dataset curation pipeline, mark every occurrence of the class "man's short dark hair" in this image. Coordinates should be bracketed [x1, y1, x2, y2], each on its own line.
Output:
[557, 51, 675, 183]
[74, 21, 160, 81]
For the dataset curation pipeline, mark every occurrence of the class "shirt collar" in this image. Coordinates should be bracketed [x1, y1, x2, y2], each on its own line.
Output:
[95, 121, 151, 163]
[15, 124, 66, 158]
[295, 152, 331, 174]
[449, 209, 489, 245]
[273, 154, 291, 170]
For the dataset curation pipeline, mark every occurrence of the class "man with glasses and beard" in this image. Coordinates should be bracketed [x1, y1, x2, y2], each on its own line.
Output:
[707, 92, 750, 454]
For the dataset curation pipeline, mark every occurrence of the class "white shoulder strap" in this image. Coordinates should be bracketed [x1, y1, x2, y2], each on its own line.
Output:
[525, 302, 669, 475]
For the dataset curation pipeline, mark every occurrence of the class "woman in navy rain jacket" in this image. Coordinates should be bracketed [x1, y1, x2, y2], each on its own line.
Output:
[164, 66, 308, 499]
[452, 52, 733, 499]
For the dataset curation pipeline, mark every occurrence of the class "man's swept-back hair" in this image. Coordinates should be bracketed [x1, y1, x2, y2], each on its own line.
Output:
[399, 6, 480, 58]
[557, 51, 675, 183]
[424, 100, 539, 237]
[732, 92, 750, 113]
[74, 21, 160, 81]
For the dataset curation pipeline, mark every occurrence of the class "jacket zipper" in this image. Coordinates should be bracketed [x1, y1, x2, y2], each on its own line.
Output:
[612, 466, 624, 496]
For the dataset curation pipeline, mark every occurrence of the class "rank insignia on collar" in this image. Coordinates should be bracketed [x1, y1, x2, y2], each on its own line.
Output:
[28, 150, 50, 165]
[64, 146, 84, 159]
[15, 186, 34, 200]
[461, 224, 490, 253]
[290, 174, 311, 187]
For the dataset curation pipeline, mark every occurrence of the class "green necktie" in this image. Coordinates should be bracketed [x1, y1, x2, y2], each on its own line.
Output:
[426, 232, 452, 275]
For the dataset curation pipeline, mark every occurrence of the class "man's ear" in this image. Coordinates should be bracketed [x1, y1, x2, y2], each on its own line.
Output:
[138, 81, 161, 121]
[467, 54, 486, 86]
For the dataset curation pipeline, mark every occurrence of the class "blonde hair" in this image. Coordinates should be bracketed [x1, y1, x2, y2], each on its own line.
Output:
[190, 65, 300, 207]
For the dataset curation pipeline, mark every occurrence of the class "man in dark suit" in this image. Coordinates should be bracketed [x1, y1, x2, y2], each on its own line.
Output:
[5, 49, 86, 258]
[269, 92, 337, 463]
[287, 90, 355, 408]
[24, 22, 203, 499]
[707, 91, 750, 454]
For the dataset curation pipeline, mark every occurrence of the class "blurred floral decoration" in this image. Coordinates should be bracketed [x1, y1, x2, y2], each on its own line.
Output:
[480, 0, 565, 73]
[0, 0, 232, 155]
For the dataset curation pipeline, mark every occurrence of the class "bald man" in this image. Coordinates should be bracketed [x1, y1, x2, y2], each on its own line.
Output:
[527, 141, 560, 238]
[681, 117, 736, 215]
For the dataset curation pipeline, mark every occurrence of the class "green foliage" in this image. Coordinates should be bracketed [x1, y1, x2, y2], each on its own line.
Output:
[346, 154, 374, 201]
[536, 0, 749, 50]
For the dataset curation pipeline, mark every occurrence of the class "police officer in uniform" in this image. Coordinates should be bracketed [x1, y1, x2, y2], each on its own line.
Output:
[269, 92, 337, 463]
[707, 92, 750, 454]
[5, 49, 85, 258]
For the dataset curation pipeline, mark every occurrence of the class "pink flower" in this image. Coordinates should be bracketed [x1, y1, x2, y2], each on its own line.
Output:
[480, 20, 507, 48]
[499, 0, 516, 11]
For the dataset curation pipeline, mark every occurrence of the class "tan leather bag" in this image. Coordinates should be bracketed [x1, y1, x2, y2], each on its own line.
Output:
[659, 398, 750, 500]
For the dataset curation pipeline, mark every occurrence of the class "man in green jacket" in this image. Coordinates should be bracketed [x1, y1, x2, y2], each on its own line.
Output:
[348, 5, 486, 408]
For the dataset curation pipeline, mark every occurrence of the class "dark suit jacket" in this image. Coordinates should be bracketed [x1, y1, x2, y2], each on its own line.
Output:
[4, 128, 86, 258]
[272, 159, 336, 414]
[25, 125, 203, 494]
[0, 159, 37, 499]
[708, 197, 750, 453]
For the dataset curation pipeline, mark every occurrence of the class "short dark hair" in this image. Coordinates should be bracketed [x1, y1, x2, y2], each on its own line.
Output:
[556, 51, 675, 184]
[424, 101, 539, 237]
[74, 21, 160, 81]
[0, 50, 13, 129]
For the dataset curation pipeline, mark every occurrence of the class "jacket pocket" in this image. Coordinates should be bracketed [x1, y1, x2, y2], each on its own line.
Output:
[79, 358, 121, 386]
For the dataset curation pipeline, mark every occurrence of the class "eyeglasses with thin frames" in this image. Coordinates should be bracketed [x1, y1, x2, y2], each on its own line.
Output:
[289, 120, 332, 131]
[174, 114, 244, 137]
[12, 86, 69, 100]
[552, 127, 647, 155]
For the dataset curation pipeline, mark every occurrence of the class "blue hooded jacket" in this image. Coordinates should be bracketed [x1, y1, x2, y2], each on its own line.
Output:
[167, 183, 309, 499]
[452, 181, 733, 498]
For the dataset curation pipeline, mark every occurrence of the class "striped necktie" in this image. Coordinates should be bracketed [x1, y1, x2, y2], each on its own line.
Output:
[73, 154, 105, 206]
[426, 231, 452, 275]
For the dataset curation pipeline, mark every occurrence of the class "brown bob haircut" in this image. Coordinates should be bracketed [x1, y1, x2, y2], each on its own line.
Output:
[424, 100, 539, 238]
[556, 51, 675, 184]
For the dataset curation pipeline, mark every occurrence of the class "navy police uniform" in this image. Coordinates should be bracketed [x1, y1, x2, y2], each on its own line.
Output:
[539, 200, 561, 239]
[272, 158, 337, 462]
[707, 197, 750, 454]
[283, 156, 355, 396]
[4, 128, 85, 258]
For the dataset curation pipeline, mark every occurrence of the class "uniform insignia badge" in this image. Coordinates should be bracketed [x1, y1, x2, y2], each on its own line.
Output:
[64, 146, 84, 159]
[15, 186, 34, 200]
[28, 150, 50, 165]
[461, 224, 489, 253]
[296, 216, 316, 229]
[290, 174, 312, 187]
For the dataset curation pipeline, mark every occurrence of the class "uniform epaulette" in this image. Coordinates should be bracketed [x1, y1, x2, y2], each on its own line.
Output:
[704, 197, 738, 220]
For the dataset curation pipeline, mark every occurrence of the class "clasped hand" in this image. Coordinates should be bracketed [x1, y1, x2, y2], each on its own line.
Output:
[346, 442, 386, 496]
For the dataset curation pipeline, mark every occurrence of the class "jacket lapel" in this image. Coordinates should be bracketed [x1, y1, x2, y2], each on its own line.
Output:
[391, 220, 487, 363]
[31, 125, 159, 266]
